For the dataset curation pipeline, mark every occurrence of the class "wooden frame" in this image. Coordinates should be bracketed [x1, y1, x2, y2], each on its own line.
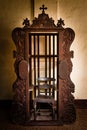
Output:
[11, 5, 76, 125]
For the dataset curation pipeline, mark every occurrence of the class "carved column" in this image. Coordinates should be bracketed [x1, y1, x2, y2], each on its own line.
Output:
[11, 28, 28, 124]
[59, 27, 76, 123]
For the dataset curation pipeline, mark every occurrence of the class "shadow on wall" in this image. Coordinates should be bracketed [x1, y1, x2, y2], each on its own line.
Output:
[0, 39, 16, 99]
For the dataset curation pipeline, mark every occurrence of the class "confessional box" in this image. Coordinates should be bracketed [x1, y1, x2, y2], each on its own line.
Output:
[11, 5, 76, 125]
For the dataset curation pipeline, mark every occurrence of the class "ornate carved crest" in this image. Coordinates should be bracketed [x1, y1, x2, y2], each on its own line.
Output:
[23, 5, 65, 29]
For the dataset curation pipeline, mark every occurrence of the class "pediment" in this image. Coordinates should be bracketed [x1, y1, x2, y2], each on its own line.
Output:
[31, 13, 56, 28]
[23, 5, 65, 29]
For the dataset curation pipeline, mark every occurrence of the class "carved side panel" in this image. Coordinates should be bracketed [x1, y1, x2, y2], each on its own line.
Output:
[11, 28, 27, 124]
[59, 28, 76, 124]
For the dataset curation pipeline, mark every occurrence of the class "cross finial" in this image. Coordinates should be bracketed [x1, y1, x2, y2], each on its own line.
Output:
[39, 4, 47, 13]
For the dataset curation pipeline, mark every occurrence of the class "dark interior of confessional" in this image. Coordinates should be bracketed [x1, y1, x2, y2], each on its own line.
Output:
[11, 5, 76, 125]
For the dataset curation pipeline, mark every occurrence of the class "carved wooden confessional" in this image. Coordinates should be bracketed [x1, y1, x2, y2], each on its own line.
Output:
[11, 5, 76, 125]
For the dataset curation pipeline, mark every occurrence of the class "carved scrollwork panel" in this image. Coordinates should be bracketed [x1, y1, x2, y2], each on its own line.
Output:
[59, 27, 76, 123]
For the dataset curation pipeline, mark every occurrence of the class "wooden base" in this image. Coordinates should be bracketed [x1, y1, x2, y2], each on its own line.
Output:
[25, 120, 63, 126]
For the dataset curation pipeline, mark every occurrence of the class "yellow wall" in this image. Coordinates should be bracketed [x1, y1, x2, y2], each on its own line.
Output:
[35, 0, 87, 99]
[0, 0, 87, 99]
[0, 0, 32, 99]
[58, 0, 87, 99]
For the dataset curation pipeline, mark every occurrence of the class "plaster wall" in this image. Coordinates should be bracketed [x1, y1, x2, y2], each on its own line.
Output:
[35, 0, 87, 99]
[0, 0, 87, 99]
[0, 0, 32, 99]
[58, 0, 87, 99]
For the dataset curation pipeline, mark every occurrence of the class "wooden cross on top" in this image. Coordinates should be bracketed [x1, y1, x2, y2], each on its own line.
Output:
[39, 4, 47, 13]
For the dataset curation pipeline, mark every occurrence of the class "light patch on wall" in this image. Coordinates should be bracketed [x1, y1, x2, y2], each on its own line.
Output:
[34, 0, 87, 99]
[0, 0, 32, 99]
[58, 0, 87, 99]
